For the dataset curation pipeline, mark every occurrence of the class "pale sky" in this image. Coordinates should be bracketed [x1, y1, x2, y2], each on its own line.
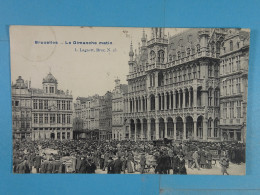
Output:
[10, 26, 187, 100]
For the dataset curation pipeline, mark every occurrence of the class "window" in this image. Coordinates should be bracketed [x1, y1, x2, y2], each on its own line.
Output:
[169, 55, 172, 62]
[44, 100, 48, 109]
[67, 132, 70, 139]
[39, 114, 43, 124]
[237, 101, 241, 118]
[67, 115, 71, 124]
[45, 87, 48, 93]
[15, 101, 19, 107]
[214, 89, 219, 106]
[214, 119, 219, 137]
[57, 132, 60, 139]
[33, 100, 37, 109]
[67, 101, 71, 110]
[57, 114, 61, 123]
[230, 41, 233, 51]
[237, 78, 241, 93]
[50, 114, 55, 124]
[208, 88, 213, 106]
[39, 100, 43, 109]
[197, 44, 200, 53]
[193, 66, 197, 79]
[187, 48, 190, 56]
[223, 103, 227, 119]
[230, 102, 234, 119]
[208, 118, 212, 137]
[150, 51, 156, 63]
[62, 100, 65, 110]
[33, 113, 38, 123]
[50, 87, 54, 93]
[177, 51, 181, 60]
[208, 64, 213, 77]
[62, 114, 66, 124]
[44, 114, 48, 124]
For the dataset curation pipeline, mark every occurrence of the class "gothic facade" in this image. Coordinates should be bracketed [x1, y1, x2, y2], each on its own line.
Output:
[123, 28, 249, 143]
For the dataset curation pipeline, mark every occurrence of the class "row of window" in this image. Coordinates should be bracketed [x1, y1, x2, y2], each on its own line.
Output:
[221, 101, 242, 119]
[12, 100, 31, 107]
[220, 56, 241, 75]
[33, 113, 71, 124]
[33, 99, 71, 110]
[221, 78, 241, 96]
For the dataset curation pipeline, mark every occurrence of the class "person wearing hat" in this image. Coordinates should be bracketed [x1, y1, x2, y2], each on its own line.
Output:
[113, 156, 123, 174]
[34, 153, 42, 173]
[178, 154, 187, 175]
[139, 153, 146, 174]
[107, 157, 115, 174]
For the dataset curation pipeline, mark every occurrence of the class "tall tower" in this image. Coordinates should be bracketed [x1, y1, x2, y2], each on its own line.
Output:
[128, 41, 134, 74]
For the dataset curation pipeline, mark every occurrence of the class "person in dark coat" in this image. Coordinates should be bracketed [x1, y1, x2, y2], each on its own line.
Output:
[172, 153, 180, 174]
[86, 158, 96, 174]
[178, 155, 187, 175]
[34, 154, 42, 173]
[113, 156, 123, 174]
[139, 153, 146, 174]
[206, 150, 212, 169]
[107, 157, 115, 174]
[79, 158, 87, 173]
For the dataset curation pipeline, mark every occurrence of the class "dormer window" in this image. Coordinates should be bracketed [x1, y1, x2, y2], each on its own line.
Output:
[237, 41, 240, 49]
[187, 48, 191, 56]
[177, 51, 181, 60]
[169, 55, 172, 61]
[230, 40, 233, 51]
[196, 44, 200, 53]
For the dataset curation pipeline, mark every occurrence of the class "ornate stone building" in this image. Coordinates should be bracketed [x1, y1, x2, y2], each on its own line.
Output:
[123, 28, 249, 143]
[73, 92, 112, 140]
[112, 78, 128, 140]
[12, 76, 32, 140]
[31, 73, 73, 140]
[219, 29, 249, 143]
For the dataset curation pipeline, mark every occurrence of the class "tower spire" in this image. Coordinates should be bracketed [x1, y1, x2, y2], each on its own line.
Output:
[141, 28, 146, 46]
[129, 40, 134, 61]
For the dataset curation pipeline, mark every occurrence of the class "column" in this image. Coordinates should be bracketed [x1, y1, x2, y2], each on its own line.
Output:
[147, 121, 151, 141]
[202, 90, 208, 107]
[128, 124, 131, 140]
[164, 93, 167, 110]
[147, 96, 151, 111]
[194, 89, 197, 107]
[173, 121, 177, 139]
[169, 93, 172, 109]
[183, 90, 186, 108]
[178, 92, 181, 108]
[194, 121, 197, 140]
[189, 90, 192, 107]
[203, 119, 207, 140]
[161, 95, 164, 110]
[164, 121, 168, 138]
[155, 95, 159, 111]
[140, 121, 144, 140]
[211, 121, 214, 138]
[183, 121, 186, 140]
[135, 122, 137, 142]
[155, 119, 159, 139]
[173, 93, 176, 109]
[140, 98, 143, 112]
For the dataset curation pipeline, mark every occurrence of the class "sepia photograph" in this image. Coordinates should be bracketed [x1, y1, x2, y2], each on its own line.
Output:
[10, 26, 249, 175]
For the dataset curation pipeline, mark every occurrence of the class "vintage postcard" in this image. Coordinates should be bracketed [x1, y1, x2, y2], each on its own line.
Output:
[10, 26, 249, 175]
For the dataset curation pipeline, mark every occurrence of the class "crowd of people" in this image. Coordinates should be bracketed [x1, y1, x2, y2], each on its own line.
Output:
[13, 139, 245, 175]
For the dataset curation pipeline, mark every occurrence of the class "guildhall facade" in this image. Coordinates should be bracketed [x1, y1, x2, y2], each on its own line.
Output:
[123, 28, 249, 143]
